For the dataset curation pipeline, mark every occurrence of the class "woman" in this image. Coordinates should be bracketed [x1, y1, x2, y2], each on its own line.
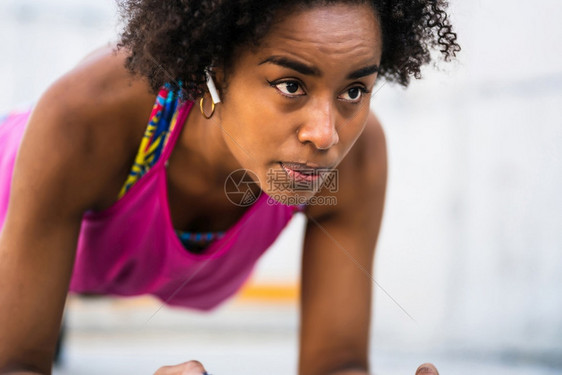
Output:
[0, 0, 459, 374]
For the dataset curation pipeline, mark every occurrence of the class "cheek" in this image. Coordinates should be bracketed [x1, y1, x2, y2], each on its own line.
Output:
[335, 110, 370, 155]
[339, 108, 369, 137]
[222, 97, 289, 146]
[217, 102, 282, 176]
[223, 75, 294, 132]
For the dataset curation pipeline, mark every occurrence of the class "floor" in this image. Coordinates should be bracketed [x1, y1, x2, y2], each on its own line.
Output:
[51, 296, 562, 375]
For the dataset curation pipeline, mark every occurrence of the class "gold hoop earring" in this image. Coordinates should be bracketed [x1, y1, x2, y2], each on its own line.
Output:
[199, 96, 215, 119]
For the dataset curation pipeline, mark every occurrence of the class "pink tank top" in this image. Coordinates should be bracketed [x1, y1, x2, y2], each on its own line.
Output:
[0, 104, 300, 311]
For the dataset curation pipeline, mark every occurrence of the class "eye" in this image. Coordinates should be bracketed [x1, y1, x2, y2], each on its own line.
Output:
[269, 80, 306, 97]
[339, 86, 369, 103]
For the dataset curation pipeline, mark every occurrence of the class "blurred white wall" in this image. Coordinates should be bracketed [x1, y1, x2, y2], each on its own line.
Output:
[368, 0, 562, 362]
[0, 0, 118, 112]
[1, 0, 561, 367]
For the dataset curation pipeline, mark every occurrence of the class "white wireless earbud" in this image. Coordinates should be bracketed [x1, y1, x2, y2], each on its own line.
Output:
[205, 70, 221, 104]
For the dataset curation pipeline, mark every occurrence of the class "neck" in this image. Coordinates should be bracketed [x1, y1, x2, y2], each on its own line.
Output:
[176, 103, 242, 188]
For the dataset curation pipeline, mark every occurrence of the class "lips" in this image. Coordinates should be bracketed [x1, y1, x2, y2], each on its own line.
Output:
[280, 162, 324, 183]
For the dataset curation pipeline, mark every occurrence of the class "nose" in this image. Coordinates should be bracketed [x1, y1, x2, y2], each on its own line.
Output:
[297, 98, 339, 150]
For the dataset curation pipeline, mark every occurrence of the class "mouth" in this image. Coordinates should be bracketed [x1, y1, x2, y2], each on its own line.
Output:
[279, 161, 329, 184]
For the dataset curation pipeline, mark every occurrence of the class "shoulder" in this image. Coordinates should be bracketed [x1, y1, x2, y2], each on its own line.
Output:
[39, 44, 156, 137]
[305, 111, 387, 221]
[20, 45, 157, 210]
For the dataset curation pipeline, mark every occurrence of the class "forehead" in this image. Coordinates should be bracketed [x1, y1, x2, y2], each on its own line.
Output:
[257, 3, 382, 64]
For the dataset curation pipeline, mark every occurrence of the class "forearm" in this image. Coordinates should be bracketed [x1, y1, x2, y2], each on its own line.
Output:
[0, 367, 46, 375]
[299, 363, 369, 375]
[326, 369, 369, 375]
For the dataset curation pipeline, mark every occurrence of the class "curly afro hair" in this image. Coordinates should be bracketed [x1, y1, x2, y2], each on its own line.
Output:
[117, 0, 460, 100]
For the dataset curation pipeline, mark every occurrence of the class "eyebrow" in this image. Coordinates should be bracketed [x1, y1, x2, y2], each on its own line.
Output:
[259, 55, 379, 80]
[347, 64, 379, 80]
[259, 56, 321, 76]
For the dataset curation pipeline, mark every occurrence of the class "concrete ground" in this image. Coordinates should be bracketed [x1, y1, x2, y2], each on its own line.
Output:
[52, 296, 561, 375]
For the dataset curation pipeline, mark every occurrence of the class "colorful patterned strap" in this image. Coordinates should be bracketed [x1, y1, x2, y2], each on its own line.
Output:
[118, 84, 181, 199]
[118, 84, 225, 250]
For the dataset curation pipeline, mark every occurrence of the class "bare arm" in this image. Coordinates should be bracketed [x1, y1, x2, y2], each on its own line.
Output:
[0, 90, 98, 373]
[298, 113, 387, 375]
[0, 49, 153, 374]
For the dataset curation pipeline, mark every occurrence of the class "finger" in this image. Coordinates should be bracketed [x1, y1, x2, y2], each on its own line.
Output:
[415, 363, 439, 375]
[182, 360, 206, 373]
[154, 360, 208, 375]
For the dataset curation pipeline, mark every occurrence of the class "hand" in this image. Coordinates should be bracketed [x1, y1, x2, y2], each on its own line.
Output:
[416, 363, 439, 375]
[154, 360, 209, 375]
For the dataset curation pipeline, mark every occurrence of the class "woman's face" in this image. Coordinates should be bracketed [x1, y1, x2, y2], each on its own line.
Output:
[216, 2, 382, 204]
